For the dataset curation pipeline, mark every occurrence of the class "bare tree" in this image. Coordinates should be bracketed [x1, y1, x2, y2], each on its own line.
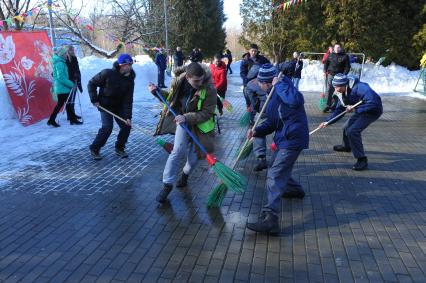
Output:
[0, 0, 44, 30]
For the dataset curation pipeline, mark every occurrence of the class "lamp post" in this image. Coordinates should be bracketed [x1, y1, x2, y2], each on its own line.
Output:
[47, 0, 56, 47]
[163, 0, 169, 52]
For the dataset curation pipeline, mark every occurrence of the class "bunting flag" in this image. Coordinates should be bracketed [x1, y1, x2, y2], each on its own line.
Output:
[275, 0, 307, 11]
[0, 1, 47, 27]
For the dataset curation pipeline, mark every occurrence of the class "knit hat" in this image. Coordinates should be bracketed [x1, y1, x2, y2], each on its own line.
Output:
[332, 73, 349, 87]
[54, 46, 68, 57]
[117, 53, 133, 65]
[257, 63, 277, 83]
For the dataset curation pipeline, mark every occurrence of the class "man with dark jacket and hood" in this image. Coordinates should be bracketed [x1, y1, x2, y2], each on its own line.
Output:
[148, 62, 216, 204]
[318, 73, 382, 171]
[88, 53, 136, 160]
[155, 48, 167, 88]
[246, 63, 309, 234]
[323, 43, 350, 112]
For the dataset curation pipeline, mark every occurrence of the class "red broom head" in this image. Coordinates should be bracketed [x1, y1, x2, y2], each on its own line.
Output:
[206, 154, 217, 166]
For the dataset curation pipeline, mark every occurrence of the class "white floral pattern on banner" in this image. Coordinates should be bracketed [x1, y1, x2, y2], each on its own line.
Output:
[0, 35, 16, 64]
[21, 56, 34, 70]
[34, 40, 53, 82]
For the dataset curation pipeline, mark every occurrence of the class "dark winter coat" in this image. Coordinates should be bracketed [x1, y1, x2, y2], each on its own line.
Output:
[240, 54, 270, 86]
[225, 52, 233, 64]
[277, 60, 296, 78]
[173, 51, 185, 67]
[66, 55, 82, 92]
[324, 52, 350, 76]
[254, 76, 309, 150]
[189, 50, 203, 63]
[155, 52, 167, 70]
[209, 61, 227, 93]
[87, 62, 136, 119]
[154, 65, 216, 155]
[326, 77, 383, 125]
[294, 58, 303, 79]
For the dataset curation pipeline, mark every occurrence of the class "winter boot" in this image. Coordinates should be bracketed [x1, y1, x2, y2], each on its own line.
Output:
[115, 147, 129, 158]
[70, 119, 83, 125]
[353, 157, 368, 171]
[282, 190, 305, 199]
[246, 211, 279, 235]
[47, 119, 60, 127]
[156, 183, 173, 203]
[176, 172, 189, 188]
[333, 145, 351, 152]
[90, 146, 102, 160]
[253, 157, 267, 172]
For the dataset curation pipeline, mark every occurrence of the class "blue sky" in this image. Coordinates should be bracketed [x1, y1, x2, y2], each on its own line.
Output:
[224, 0, 242, 29]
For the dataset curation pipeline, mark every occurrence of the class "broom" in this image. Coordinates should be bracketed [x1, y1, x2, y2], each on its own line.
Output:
[217, 94, 233, 113]
[309, 100, 363, 135]
[239, 107, 251, 127]
[97, 105, 172, 154]
[208, 72, 284, 207]
[154, 90, 247, 194]
[320, 76, 327, 111]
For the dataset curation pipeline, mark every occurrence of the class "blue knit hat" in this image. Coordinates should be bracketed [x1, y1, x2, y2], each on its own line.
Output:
[257, 63, 277, 83]
[332, 73, 349, 87]
[117, 53, 133, 65]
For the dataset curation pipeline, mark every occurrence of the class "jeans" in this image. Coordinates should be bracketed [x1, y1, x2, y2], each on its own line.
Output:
[326, 75, 337, 108]
[91, 110, 131, 150]
[292, 78, 301, 90]
[342, 112, 381, 158]
[227, 63, 233, 74]
[163, 125, 199, 185]
[262, 148, 303, 215]
[158, 68, 165, 87]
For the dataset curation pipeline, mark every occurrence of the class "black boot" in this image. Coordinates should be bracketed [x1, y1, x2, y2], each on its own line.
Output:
[47, 119, 60, 127]
[333, 145, 351, 152]
[156, 184, 173, 203]
[353, 157, 368, 171]
[176, 173, 189, 188]
[247, 211, 279, 234]
[90, 146, 102, 160]
[253, 157, 267, 172]
[115, 147, 129, 158]
[70, 119, 83, 125]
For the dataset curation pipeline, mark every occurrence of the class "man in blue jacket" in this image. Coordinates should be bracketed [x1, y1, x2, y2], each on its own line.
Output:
[155, 48, 167, 88]
[246, 64, 309, 234]
[319, 73, 383, 170]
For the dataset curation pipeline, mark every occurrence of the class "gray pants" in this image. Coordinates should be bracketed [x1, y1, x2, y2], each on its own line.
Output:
[262, 148, 303, 215]
[342, 112, 380, 159]
[253, 117, 267, 158]
[163, 125, 199, 185]
[326, 75, 336, 107]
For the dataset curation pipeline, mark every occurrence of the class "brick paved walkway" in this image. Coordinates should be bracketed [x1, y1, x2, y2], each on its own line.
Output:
[1, 73, 426, 282]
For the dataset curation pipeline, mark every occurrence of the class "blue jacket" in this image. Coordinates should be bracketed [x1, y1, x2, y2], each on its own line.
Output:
[240, 54, 270, 86]
[155, 52, 167, 70]
[254, 76, 309, 150]
[326, 77, 383, 124]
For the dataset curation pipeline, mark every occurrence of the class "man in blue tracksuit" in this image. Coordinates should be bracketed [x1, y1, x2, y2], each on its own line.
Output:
[319, 73, 383, 170]
[246, 66, 309, 234]
[155, 48, 167, 88]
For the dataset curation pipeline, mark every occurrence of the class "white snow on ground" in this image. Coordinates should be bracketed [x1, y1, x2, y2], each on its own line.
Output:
[0, 56, 424, 181]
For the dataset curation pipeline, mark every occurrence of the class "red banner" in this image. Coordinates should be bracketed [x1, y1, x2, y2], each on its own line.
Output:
[0, 31, 56, 126]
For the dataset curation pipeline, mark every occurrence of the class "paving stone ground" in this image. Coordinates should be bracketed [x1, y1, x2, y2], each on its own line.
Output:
[0, 73, 426, 283]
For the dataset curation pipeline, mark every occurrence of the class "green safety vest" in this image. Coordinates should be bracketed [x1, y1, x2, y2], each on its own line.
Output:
[196, 89, 215, 133]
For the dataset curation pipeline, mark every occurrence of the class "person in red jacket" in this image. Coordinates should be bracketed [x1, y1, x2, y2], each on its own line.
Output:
[322, 46, 333, 64]
[209, 53, 228, 115]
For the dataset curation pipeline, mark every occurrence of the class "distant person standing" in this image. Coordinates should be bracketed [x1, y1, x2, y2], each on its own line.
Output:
[173, 46, 185, 68]
[189, 48, 203, 63]
[323, 43, 350, 112]
[65, 45, 83, 122]
[88, 54, 136, 160]
[155, 48, 167, 88]
[224, 49, 233, 74]
[209, 53, 228, 115]
[292, 51, 304, 91]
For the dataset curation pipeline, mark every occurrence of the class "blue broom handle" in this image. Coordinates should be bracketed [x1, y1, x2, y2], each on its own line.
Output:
[155, 90, 209, 155]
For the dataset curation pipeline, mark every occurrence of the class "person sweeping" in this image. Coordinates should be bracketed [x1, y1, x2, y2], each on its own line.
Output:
[246, 68, 309, 234]
[148, 62, 217, 203]
[318, 73, 383, 171]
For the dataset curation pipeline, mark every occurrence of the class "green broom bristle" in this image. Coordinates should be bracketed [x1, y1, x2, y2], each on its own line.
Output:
[207, 183, 228, 208]
[239, 111, 250, 127]
[320, 93, 327, 111]
[212, 161, 247, 193]
[235, 139, 253, 160]
[222, 99, 233, 112]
